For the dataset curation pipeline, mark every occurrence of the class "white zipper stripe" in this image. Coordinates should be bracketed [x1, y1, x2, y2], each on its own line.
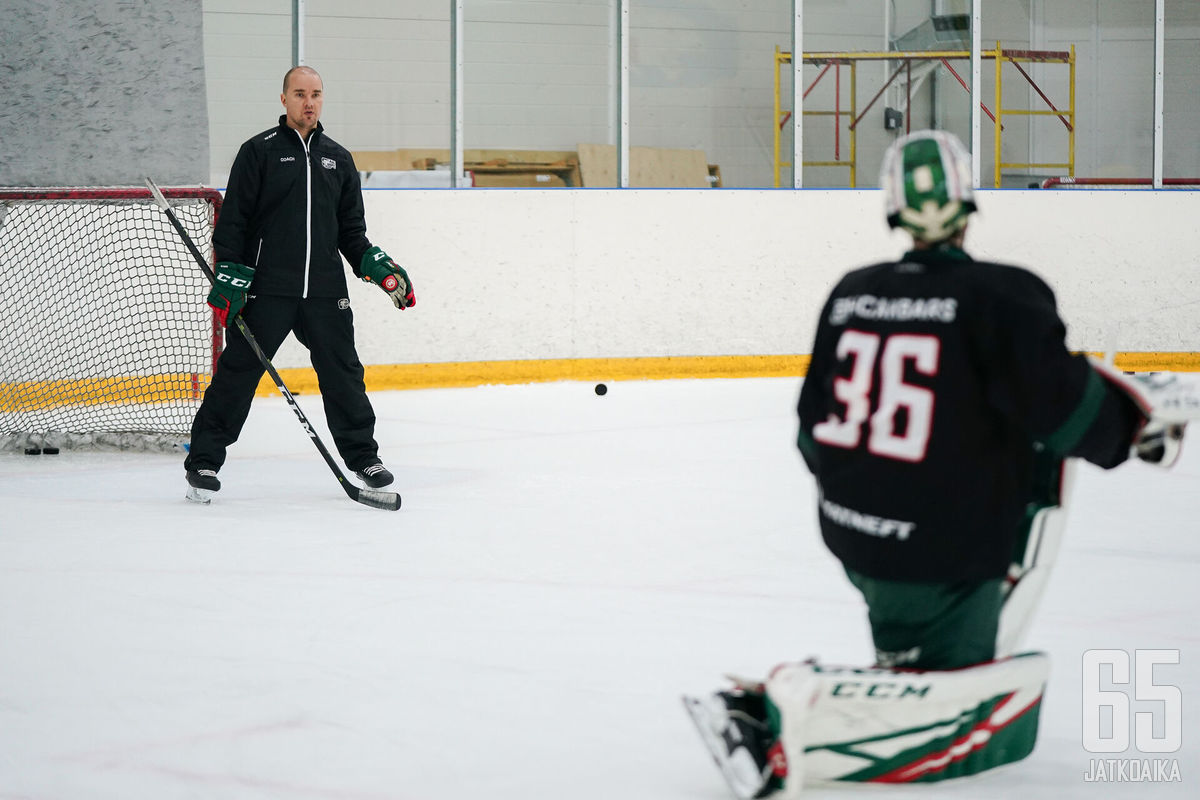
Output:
[295, 129, 313, 298]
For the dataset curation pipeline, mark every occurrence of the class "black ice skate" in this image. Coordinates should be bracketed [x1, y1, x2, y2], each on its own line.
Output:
[355, 461, 394, 489]
[682, 690, 786, 800]
[185, 469, 221, 504]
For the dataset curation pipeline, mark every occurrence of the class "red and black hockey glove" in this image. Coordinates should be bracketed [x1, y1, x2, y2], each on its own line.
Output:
[360, 246, 415, 310]
[207, 261, 255, 327]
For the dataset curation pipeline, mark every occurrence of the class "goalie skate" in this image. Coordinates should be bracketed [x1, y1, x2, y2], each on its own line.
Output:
[682, 693, 785, 800]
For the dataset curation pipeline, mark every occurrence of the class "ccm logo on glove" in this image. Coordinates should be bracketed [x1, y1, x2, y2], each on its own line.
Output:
[216, 272, 252, 289]
[207, 261, 255, 327]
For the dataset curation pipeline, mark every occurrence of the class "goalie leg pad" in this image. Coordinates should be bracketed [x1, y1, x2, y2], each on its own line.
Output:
[764, 652, 1049, 792]
[997, 456, 1075, 657]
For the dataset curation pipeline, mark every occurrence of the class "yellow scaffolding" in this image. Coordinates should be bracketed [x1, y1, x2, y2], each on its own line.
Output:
[773, 43, 1075, 188]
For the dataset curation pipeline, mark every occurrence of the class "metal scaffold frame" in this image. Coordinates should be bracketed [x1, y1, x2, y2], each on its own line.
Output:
[773, 43, 1076, 188]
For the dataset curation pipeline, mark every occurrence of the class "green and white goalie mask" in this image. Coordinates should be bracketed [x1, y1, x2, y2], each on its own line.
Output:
[881, 130, 977, 243]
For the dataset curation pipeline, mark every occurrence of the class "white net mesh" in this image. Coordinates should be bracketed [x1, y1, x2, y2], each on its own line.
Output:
[0, 188, 220, 451]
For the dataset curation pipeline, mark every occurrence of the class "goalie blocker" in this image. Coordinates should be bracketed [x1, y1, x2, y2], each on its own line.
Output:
[683, 652, 1049, 799]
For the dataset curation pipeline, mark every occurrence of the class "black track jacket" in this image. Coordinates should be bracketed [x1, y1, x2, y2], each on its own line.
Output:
[797, 247, 1143, 583]
[214, 116, 372, 298]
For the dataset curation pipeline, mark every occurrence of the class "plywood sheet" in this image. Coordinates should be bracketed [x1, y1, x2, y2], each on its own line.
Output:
[353, 149, 581, 186]
[471, 172, 567, 188]
[577, 144, 712, 188]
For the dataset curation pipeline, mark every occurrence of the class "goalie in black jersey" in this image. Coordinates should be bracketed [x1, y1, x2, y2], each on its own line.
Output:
[796, 128, 1181, 672]
[684, 130, 1186, 800]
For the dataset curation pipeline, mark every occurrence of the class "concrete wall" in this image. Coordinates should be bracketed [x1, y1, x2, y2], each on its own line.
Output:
[266, 188, 1200, 371]
[0, 0, 208, 186]
[202, 0, 1200, 190]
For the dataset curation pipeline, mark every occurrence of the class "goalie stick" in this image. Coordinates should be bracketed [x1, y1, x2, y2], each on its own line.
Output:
[145, 177, 401, 512]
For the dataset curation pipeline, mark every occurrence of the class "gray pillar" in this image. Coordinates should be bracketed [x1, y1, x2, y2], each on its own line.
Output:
[0, 0, 209, 186]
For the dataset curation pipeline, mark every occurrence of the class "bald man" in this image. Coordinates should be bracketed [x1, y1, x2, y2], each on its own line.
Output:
[184, 66, 415, 504]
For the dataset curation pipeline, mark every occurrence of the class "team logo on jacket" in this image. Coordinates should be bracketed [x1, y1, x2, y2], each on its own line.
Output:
[338, 298, 350, 310]
[321, 157, 337, 170]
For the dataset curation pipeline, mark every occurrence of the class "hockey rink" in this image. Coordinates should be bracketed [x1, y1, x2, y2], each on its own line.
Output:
[1, 376, 1196, 799]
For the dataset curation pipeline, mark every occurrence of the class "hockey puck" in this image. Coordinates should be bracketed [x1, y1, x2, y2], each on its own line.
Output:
[595, 383, 608, 396]
[24, 448, 41, 455]
[43, 447, 60, 455]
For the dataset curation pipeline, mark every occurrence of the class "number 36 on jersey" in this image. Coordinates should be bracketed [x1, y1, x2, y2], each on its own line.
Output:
[812, 331, 940, 463]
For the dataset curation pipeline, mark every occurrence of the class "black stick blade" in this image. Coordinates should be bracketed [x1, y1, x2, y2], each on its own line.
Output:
[352, 486, 403, 511]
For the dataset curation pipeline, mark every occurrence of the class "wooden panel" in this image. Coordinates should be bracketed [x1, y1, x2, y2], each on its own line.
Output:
[577, 144, 712, 188]
[472, 172, 568, 188]
[353, 149, 443, 170]
[355, 146, 714, 188]
[353, 148, 582, 187]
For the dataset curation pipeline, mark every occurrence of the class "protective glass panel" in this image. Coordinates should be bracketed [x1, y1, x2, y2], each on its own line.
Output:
[302, 3, 454, 187]
[202, 2, 1190, 191]
[625, 1, 786, 188]
[1165, 0, 1200, 181]
[463, 1, 609, 188]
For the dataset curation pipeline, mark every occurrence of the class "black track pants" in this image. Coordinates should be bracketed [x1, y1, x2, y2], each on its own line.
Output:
[185, 295, 378, 473]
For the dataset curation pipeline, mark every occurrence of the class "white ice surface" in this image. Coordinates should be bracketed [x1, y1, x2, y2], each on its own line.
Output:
[1, 377, 1196, 799]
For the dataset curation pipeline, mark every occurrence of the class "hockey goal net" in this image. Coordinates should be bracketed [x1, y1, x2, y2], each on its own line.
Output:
[0, 187, 221, 452]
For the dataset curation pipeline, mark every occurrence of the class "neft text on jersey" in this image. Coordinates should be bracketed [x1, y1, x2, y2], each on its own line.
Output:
[820, 496, 917, 541]
[830, 295, 958, 326]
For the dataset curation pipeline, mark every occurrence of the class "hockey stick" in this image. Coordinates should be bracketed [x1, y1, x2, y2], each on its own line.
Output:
[144, 178, 401, 511]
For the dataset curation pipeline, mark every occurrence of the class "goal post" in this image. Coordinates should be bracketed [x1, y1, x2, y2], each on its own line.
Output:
[0, 186, 222, 452]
